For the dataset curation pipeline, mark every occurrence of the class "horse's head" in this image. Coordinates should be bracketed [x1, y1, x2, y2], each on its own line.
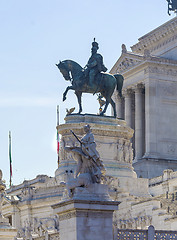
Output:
[56, 61, 71, 81]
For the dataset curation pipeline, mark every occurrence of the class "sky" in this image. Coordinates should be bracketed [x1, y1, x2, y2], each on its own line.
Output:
[0, 0, 173, 186]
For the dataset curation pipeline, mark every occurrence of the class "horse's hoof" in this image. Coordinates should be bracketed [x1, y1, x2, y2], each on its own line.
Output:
[63, 97, 66, 101]
[100, 112, 104, 116]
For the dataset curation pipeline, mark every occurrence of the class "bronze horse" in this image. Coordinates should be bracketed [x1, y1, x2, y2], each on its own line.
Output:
[56, 60, 124, 117]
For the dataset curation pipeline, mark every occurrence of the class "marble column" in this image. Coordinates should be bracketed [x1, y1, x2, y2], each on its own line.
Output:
[134, 84, 144, 161]
[123, 89, 133, 127]
[116, 93, 123, 119]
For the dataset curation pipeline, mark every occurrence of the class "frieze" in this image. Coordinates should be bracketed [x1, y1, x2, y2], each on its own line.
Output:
[59, 210, 112, 221]
[59, 211, 77, 221]
[144, 66, 177, 76]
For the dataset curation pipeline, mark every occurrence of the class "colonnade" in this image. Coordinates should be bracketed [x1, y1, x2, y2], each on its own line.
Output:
[116, 83, 145, 161]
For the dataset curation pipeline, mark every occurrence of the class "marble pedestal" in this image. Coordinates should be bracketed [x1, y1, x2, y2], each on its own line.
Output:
[0, 216, 17, 240]
[55, 114, 136, 182]
[52, 198, 119, 240]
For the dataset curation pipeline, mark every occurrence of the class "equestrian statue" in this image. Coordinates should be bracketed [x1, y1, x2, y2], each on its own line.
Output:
[56, 39, 124, 117]
[166, 0, 177, 15]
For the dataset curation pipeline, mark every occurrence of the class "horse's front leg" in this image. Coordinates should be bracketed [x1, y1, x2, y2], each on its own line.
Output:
[75, 91, 82, 114]
[100, 100, 109, 116]
[63, 86, 74, 101]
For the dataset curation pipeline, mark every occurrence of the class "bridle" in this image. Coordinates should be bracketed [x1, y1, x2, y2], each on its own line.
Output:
[58, 62, 72, 82]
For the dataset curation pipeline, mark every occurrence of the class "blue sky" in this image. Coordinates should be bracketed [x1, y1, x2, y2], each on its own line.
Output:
[0, 0, 172, 186]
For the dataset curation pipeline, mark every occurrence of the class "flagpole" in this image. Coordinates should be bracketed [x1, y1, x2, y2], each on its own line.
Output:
[9, 131, 12, 187]
[57, 105, 59, 126]
[57, 105, 60, 168]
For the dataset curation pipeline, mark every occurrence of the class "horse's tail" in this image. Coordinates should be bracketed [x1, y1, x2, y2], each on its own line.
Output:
[114, 74, 124, 97]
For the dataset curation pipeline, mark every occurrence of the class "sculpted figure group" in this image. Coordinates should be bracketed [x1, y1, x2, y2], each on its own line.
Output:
[64, 125, 105, 197]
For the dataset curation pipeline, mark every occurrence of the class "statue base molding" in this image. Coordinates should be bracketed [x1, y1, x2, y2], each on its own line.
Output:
[52, 198, 119, 240]
[55, 114, 137, 182]
[0, 215, 17, 240]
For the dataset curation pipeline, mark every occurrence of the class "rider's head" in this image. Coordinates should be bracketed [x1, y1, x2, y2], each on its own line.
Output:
[91, 46, 97, 55]
[84, 124, 91, 133]
[92, 38, 99, 50]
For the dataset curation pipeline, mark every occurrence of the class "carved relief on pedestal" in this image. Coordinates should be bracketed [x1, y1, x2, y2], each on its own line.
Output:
[117, 140, 133, 164]
[124, 141, 130, 163]
[17, 216, 59, 239]
[117, 139, 124, 162]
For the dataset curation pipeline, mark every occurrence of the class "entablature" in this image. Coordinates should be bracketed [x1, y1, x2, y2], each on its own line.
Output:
[131, 17, 177, 55]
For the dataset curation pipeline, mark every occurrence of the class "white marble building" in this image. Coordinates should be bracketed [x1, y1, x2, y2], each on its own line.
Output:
[111, 16, 177, 178]
[2, 17, 177, 240]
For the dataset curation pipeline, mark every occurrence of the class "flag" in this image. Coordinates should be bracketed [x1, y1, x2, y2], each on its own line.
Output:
[57, 131, 60, 155]
[57, 105, 60, 168]
[9, 131, 12, 186]
[57, 131, 60, 168]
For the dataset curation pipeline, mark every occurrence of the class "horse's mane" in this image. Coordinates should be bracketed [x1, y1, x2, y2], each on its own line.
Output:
[62, 60, 83, 71]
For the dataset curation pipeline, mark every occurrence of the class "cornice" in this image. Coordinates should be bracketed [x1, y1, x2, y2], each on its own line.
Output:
[110, 52, 144, 74]
[131, 17, 177, 54]
[111, 52, 177, 77]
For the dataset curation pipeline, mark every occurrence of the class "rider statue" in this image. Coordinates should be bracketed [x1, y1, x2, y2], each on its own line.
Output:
[84, 38, 107, 88]
[167, 0, 177, 15]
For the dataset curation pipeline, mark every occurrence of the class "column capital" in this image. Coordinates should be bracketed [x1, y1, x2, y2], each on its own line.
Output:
[134, 83, 145, 93]
[123, 88, 133, 98]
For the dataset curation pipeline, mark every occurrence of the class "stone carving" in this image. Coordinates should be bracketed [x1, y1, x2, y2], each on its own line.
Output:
[121, 44, 127, 54]
[117, 214, 152, 230]
[124, 141, 130, 163]
[33, 216, 59, 236]
[117, 139, 124, 162]
[116, 57, 142, 73]
[0, 169, 6, 219]
[117, 140, 133, 163]
[21, 185, 35, 201]
[17, 219, 33, 239]
[0, 169, 5, 193]
[129, 142, 134, 164]
[17, 216, 59, 239]
[144, 66, 177, 76]
[62, 125, 105, 197]
[167, 143, 176, 154]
